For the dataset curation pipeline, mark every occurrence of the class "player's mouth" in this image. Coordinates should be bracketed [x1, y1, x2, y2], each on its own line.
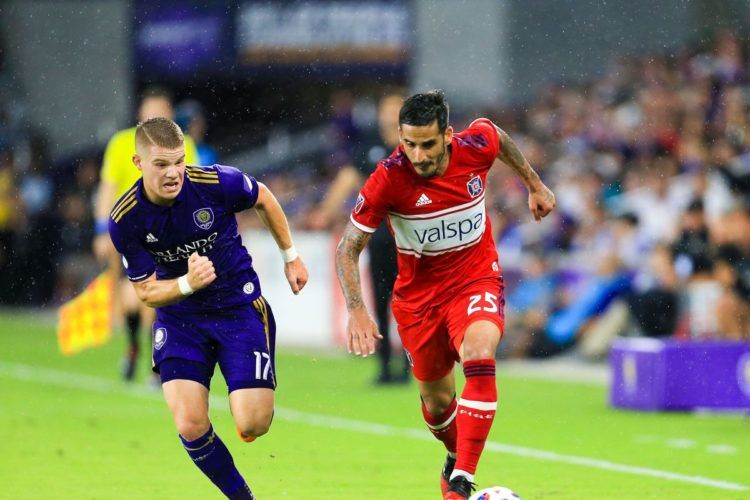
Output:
[163, 180, 180, 192]
[415, 163, 435, 177]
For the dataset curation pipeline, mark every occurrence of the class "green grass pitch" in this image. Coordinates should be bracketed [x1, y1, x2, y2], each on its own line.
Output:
[0, 312, 748, 499]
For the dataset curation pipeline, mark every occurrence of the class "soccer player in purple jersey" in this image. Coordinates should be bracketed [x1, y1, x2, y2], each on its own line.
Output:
[108, 118, 309, 499]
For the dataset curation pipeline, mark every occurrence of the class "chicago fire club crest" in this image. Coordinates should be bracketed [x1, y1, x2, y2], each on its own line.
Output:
[467, 176, 483, 198]
[193, 208, 214, 230]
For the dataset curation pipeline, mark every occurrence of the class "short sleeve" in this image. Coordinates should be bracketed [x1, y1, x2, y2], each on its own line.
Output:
[465, 118, 501, 161]
[108, 219, 155, 282]
[215, 164, 259, 213]
[350, 165, 390, 233]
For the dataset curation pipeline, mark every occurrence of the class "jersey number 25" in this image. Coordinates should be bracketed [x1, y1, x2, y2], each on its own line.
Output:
[467, 292, 498, 315]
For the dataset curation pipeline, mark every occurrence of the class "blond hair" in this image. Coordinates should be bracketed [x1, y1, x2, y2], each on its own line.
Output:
[135, 117, 184, 150]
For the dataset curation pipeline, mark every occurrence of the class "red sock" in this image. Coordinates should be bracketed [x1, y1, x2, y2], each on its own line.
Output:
[454, 359, 497, 478]
[421, 396, 457, 453]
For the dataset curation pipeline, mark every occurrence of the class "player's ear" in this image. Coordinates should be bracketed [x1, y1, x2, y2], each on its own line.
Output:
[444, 126, 453, 143]
[132, 154, 142, 171]
[397, 126, 403, 142]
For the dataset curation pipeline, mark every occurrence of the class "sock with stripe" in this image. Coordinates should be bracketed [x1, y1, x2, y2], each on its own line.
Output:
[421, 395, 458, 453]
[452, 359, 497, 482]
[180, 424, 252, 498]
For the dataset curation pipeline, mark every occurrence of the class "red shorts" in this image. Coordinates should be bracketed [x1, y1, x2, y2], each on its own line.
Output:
[391, 277, 505, 382]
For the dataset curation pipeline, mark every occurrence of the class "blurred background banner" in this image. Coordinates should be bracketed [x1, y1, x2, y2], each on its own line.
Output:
[133, 0, 234, 77]
[236, 1, 411, 66]
[132, 0, 412, 80]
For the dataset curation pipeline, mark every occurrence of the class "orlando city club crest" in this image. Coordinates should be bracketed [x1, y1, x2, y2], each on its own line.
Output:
[467, 176, 483, 198]
[193, 207, 214, 230]
[154, 327, 167, 350]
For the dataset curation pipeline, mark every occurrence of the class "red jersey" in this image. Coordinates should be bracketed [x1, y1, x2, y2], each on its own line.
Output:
[351, 118, 502, 311]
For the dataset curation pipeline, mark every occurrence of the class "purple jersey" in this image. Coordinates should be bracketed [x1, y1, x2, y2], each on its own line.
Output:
[108, 164, 262, 316]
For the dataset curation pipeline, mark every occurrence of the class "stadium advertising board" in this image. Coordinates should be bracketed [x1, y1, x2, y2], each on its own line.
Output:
[236, 1, 411, 66]
[133, 1, 233, 76]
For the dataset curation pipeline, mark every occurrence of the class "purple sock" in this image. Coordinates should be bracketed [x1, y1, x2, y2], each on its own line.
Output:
[180, 425, 251, 498]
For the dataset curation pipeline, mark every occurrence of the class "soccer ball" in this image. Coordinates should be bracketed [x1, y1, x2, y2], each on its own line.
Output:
[469, 486, 521, 500]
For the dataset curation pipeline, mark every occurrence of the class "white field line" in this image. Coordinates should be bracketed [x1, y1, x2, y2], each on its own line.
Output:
[0, 361, 747, 492]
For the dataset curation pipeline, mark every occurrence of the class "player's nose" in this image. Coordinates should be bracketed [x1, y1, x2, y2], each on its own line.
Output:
[413, 148, 427, 164]
[164, 165, 180, 178]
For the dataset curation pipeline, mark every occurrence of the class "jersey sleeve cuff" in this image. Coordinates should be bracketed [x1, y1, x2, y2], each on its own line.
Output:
[349, 215, 377, 233]
[127, 271, 153, 282]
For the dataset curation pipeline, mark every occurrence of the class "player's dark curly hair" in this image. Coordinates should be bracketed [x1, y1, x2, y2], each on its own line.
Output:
[399, 90, 449, 132]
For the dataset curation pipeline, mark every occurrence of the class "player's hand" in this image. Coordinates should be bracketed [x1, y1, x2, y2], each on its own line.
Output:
[528, 182, 556, 222]
[93, 233, 115, 262]
[284, 257, 309, 295]
[346, 307, 382, 357]
[186, 252, 216, 291]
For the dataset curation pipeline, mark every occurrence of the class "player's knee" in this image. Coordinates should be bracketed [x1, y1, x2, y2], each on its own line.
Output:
[175, 415, 211, 441]
[462, 342, 496, 361]
[462, 324, 501, 361]
[236, 410, 273, 438]
[237, 418, 271, 438]
[422, 392, 455, 416]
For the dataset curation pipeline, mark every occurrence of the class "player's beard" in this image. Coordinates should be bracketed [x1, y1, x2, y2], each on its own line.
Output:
[415, 144, 448, 178]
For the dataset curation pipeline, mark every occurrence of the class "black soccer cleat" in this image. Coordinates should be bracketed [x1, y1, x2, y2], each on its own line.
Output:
[440, 454, 456, 496]
[445, 475, 476, 499]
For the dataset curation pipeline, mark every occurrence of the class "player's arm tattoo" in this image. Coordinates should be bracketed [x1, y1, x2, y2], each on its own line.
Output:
[495, 126, 543, 191]
[335, 222, 372, 311]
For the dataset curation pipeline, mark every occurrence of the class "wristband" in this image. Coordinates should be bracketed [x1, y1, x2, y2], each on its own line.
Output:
[94, 219, 109, 235]
[177, 275, 194, 296]
[280, 245, 298, 263]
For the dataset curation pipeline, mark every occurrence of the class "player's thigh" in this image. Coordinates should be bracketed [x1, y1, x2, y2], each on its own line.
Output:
[391, 300, 455, 382]
[162, 378, 210, 437]
[217, 297, 277, 393]
[229, 388, 275, 431]
[446, 277, 506, 357]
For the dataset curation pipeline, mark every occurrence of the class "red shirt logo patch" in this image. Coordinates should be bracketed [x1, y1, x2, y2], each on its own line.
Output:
[354, 193, 365, 213]
[467, 176, 483, 198]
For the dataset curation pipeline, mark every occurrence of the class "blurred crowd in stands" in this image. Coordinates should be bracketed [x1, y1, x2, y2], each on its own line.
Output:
[3, 32, 750, 357]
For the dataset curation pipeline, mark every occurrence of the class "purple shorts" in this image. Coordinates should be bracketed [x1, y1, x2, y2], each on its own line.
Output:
[152, 296, 277, 393]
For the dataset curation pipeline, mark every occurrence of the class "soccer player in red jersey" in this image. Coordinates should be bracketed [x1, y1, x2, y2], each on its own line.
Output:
[335, 90, 555, 499]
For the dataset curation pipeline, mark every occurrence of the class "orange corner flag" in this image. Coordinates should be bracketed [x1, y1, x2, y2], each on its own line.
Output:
[57, 271, 114, 355]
